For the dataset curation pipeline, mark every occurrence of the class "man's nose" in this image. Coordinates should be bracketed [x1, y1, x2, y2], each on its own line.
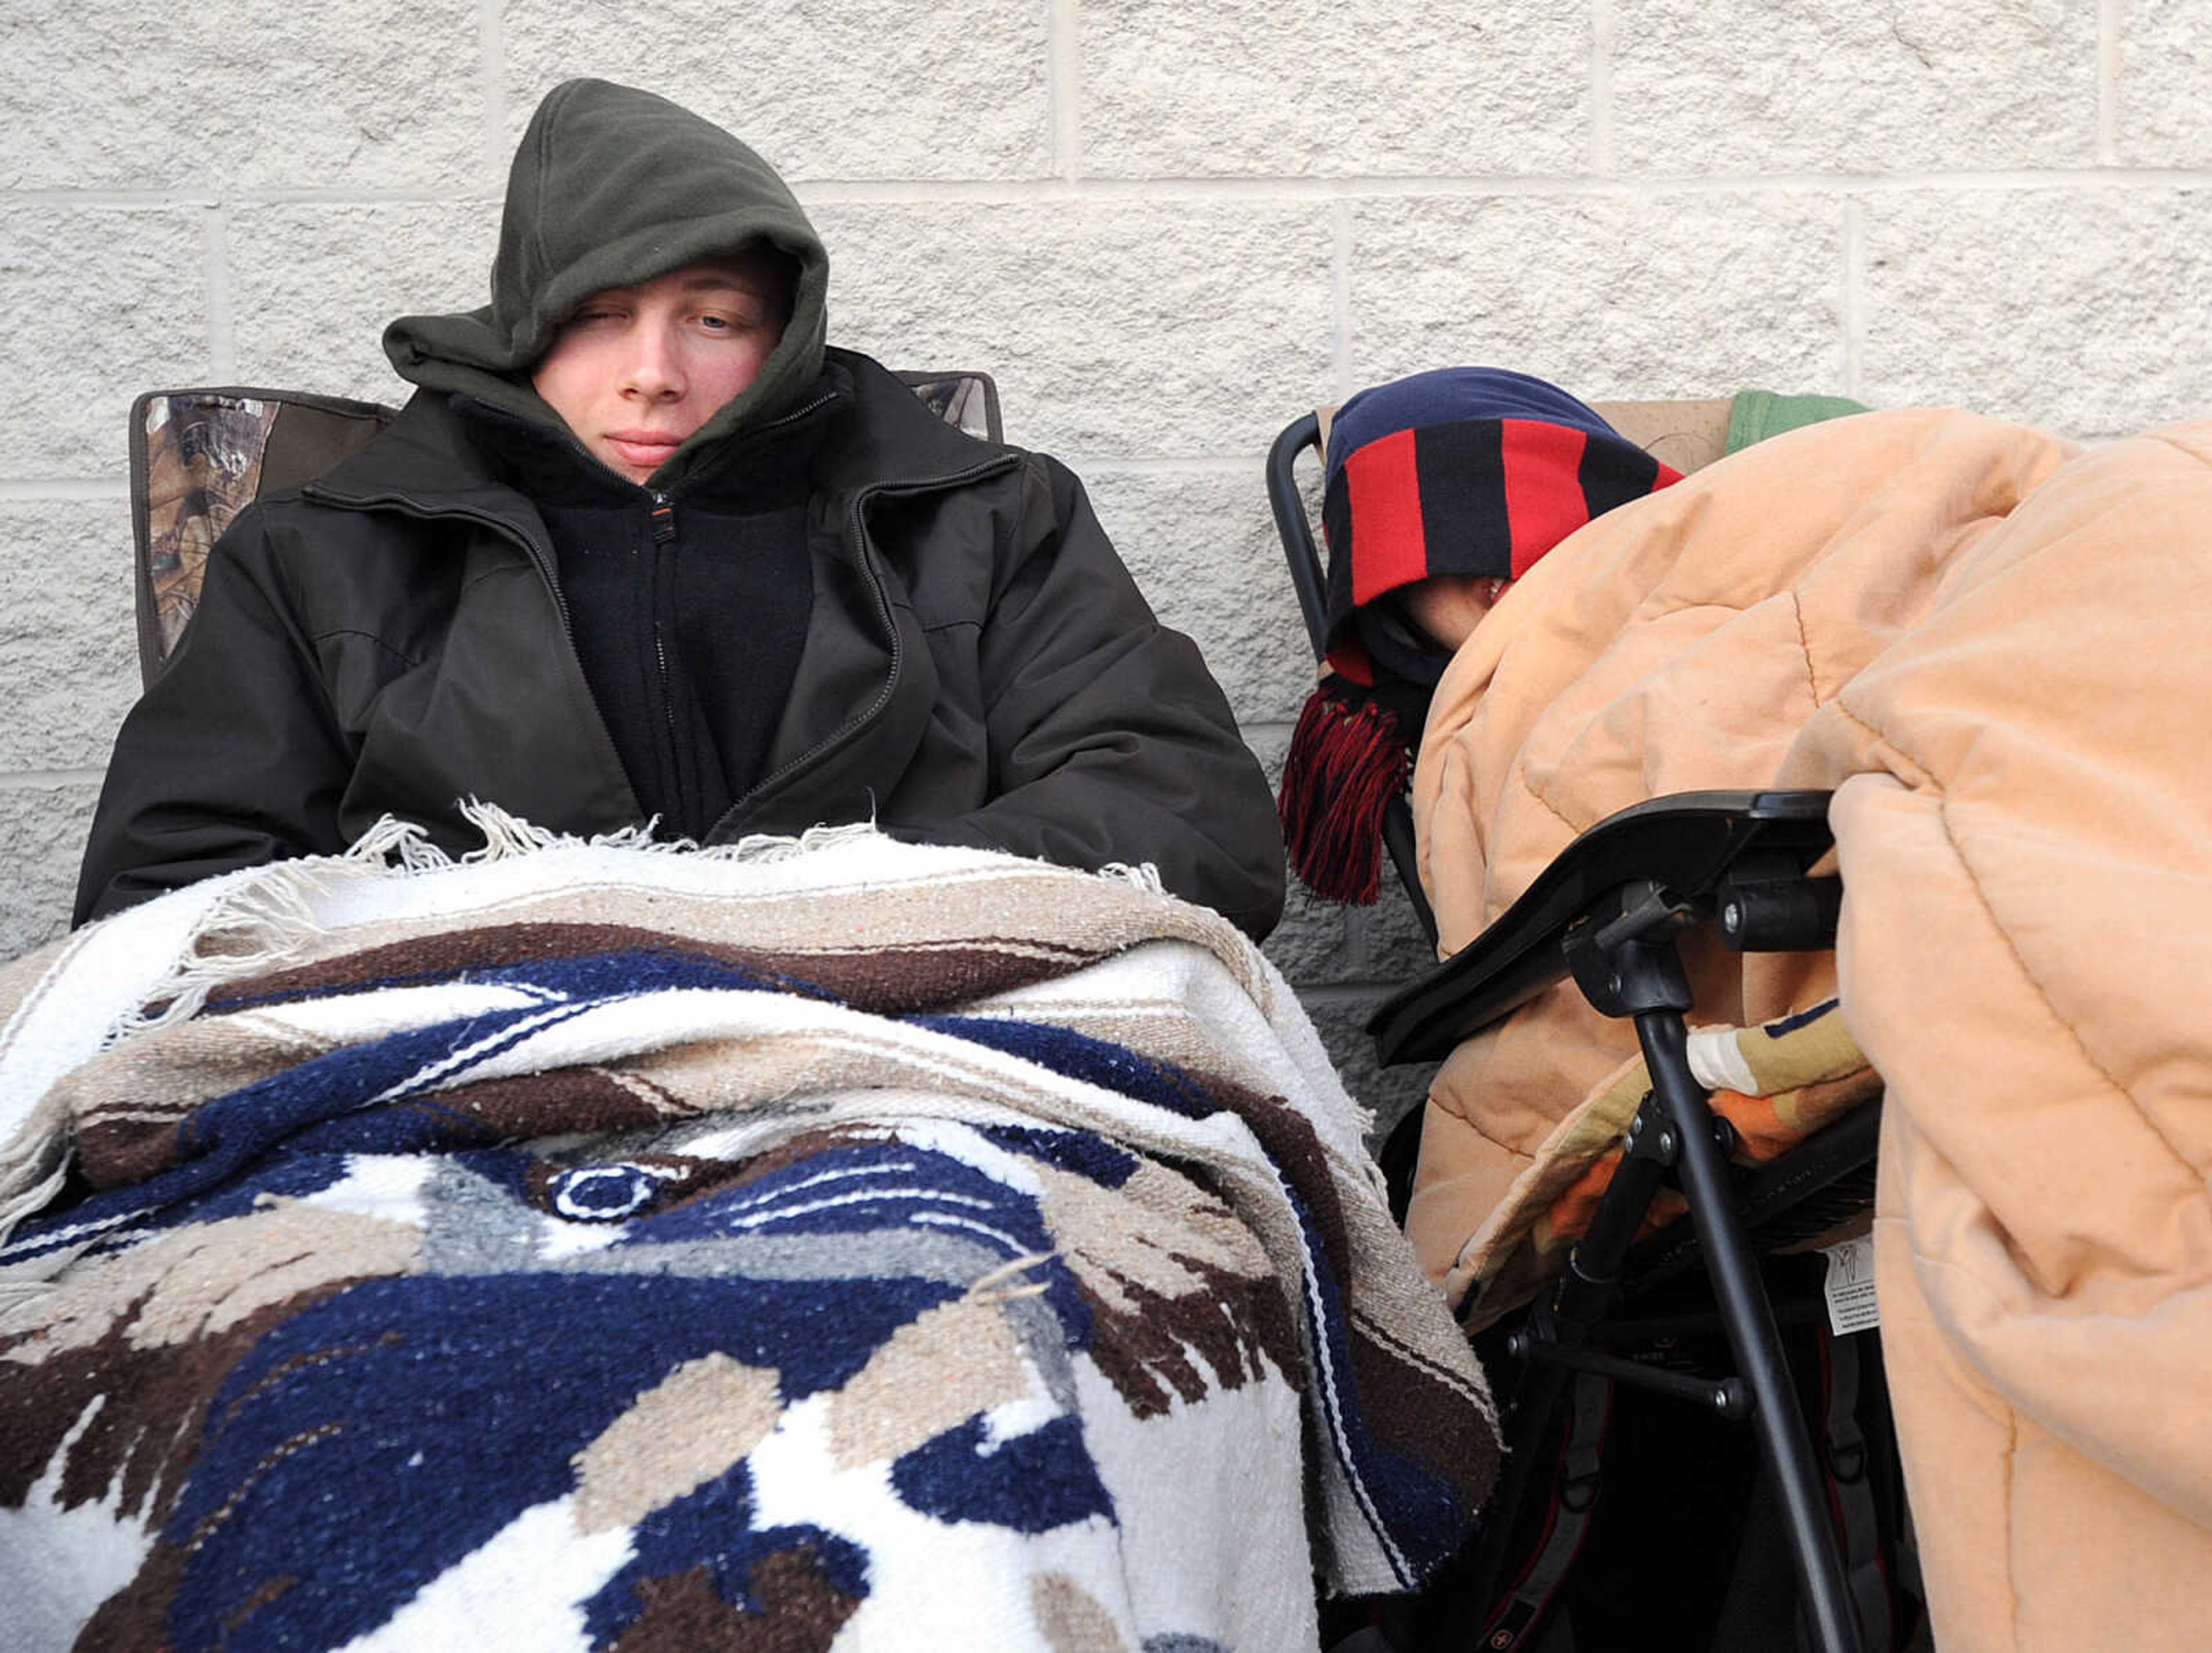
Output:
[622, 324, 684, 399]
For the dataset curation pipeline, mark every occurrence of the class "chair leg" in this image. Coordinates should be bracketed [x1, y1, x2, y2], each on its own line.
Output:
[1635, 1008, 1865, 1653]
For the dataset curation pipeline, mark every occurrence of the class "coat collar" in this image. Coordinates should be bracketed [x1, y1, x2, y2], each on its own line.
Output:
[308, 349, 1010, 520]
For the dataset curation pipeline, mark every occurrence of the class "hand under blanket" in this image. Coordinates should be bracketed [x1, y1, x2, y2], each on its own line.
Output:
[0, 818, 1495, 1652]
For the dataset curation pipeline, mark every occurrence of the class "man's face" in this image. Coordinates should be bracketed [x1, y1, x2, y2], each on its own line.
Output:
[531, 254, 788, 485]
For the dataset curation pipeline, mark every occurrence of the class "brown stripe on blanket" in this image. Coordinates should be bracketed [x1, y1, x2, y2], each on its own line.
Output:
[198, 921, 1124, 1019]
[63, 1018, 337, 1189]
[1348, 1323, 1502, 1508]
[400, 1066, 676, 1143]
[156, 862, 1268, 1027]
[1175, 1072, 1354, 1290]
[198, 923, 834, 1009]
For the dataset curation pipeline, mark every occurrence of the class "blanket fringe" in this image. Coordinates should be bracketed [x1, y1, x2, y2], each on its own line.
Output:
[116, 807, 910, 1037]
[1096, 860, 1166, 897]
[404, 802, 892, 870]
[115, 858, 365, 1038]
[0, 1151, 69, 1257]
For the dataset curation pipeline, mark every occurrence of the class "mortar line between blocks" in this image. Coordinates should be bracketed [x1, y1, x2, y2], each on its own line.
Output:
[204, 204, 236, 381]
[1050, 0, 1082, 183]
[1590, 0, 1617, 176]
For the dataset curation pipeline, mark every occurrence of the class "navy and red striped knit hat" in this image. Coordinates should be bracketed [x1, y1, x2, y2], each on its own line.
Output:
[1280, 367, 1681, 902]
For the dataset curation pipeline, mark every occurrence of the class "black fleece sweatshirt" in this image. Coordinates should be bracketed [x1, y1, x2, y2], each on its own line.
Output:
[465, 393, 841, 840]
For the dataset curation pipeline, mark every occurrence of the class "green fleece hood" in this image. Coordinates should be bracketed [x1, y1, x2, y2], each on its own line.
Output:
[383, 79, 830, 479]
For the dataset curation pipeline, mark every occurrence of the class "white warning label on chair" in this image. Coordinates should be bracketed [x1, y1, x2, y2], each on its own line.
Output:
[1822, 1236, 1881, 1336]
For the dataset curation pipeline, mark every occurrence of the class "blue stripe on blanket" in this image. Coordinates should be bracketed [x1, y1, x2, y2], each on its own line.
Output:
[980, 1122, 1141, 1187]
[912, 1015, 1225, 1118]
[4, 950, 810, 1265]
[1285, 1176, 1473, 1585]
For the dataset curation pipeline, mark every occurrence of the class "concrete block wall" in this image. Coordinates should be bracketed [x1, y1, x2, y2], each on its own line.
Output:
[7, 1, 2212, 1134]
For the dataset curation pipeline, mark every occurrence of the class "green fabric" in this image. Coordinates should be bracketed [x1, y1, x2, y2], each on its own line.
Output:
[382, 79, 830, 485]
[1724, 390, 1869, 454]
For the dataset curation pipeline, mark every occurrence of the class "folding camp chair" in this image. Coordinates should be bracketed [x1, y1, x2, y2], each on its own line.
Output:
[1370, 791, 1888, 1653]
[1272, 404, 1914, 1653]
[130, 372, 1002, 686]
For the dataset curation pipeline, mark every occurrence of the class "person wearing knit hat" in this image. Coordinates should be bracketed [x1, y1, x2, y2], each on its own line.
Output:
[1278, 366, 1681, 904]
[78, 79, 1285, 942]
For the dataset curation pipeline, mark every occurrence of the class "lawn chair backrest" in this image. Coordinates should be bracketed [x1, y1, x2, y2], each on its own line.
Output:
[129, 371, 1004, 689]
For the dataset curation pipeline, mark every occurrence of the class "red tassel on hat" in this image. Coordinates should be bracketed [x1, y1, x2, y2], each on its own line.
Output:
[1277, 680, 1410, 905]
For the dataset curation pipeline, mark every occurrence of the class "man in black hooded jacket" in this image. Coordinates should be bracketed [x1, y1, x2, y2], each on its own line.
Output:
[75, 79, 1285, 940]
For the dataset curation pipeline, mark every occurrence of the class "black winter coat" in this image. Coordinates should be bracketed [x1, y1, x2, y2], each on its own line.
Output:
[77, 352, 1286, 938]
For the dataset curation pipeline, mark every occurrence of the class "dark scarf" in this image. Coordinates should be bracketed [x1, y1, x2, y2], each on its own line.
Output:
[1279, 368, 1681, 904]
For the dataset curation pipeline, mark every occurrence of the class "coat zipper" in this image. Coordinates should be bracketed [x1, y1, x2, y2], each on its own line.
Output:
[711, 450, 1022, 838]
[647, 489, 684, 823]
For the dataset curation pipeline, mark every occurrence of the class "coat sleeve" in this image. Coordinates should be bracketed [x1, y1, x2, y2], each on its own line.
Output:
[903, 455, 1286, 941]
[74, 507, 357, 925]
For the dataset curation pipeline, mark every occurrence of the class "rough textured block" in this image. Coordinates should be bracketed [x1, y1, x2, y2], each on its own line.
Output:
[0, 502, 140, 771]
[1359, 852, 1444, 981]
[0, 0, 482, 191]
[1081, 0, 1585, 177]
[1613, 0, 2096, 173]
[2120, 2, 2212, 165]
[1264, 875, 1365, 989]
[1237, 722, 1363, 994]
[229, 204, 502, 405]
[0, 208, 212, 479]
[0, 782, 101, 960]
[1347, 193, 1846, 399]
[1080, 465, 1315, 726]
[806, 200, 1336, 458]
[503, 2, 1050, 181]
[1860, 189, 2212, 437]
[1304, 993, 1438, 1151]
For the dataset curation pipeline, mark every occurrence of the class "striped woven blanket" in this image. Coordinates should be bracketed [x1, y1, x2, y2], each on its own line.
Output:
[0, 820, 1495, 1652]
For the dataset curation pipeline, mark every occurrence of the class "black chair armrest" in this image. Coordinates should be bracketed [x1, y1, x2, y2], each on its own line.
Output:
[1369, 789, 1837, 1064]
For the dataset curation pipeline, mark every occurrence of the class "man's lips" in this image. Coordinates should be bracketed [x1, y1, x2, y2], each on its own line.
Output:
[604, 430, 684, 467]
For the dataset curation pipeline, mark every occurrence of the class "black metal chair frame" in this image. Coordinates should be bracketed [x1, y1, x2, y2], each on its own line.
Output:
[1268, 411, 1883, 1652]
[1371, 790, 1871, 1653]
[1265, 412, 1437, 945]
